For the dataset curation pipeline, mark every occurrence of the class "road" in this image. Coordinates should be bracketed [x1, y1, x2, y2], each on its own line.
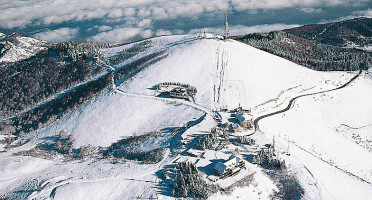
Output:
[253, 69, 362, 132]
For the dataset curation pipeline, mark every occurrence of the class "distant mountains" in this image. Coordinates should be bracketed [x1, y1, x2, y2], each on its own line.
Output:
[233, 17, 372, 71]
[0, 33, 50, 63]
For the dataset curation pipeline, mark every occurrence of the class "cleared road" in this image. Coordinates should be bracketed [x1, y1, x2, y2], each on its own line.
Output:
[253, 69, 362, 132]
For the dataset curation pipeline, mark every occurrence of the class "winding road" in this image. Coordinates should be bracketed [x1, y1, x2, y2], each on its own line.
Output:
[252, 69, 362, 132]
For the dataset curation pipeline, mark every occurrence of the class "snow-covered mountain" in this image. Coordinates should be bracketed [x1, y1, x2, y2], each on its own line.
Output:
[0, 33, 50, 63]
[1, 34, 371, 200]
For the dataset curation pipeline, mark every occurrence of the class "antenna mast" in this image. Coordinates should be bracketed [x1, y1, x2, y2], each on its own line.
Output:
[224, 12, 229, 39]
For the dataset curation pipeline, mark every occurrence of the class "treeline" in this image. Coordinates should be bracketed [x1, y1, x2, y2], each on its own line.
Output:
[2, 72, 113, 136]
[233, 31, 372, 71]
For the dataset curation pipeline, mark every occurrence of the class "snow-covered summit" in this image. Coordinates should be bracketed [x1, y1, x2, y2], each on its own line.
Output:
[0, 33, 50, 63]
[32, 33, 353, 148]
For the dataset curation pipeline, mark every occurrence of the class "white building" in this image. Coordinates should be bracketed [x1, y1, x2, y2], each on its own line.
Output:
[213, 156, 245, 178]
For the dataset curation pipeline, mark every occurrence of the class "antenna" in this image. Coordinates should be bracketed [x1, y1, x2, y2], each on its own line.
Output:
[224, 12, 229, 39]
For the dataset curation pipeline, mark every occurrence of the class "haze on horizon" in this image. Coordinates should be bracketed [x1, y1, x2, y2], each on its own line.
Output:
[0, 0, 371, 43]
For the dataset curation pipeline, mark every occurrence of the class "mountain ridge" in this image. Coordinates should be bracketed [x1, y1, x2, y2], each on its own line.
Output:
[283, 17, 372, 48]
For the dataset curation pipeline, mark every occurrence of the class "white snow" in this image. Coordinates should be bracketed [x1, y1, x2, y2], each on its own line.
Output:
[1, 33, 372, 199]
[118, 35, 353, 117]
[32, 91, 204, 147]
[210, 168, 278, 200]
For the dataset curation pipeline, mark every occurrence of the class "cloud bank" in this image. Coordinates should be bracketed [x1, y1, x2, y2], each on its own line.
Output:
[0, 0, 370, 43]
[33, 28, 79, 43]
[1, 0, 369, 29]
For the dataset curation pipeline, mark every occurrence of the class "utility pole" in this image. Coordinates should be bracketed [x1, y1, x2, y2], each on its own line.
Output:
[224, 12, 229, 39]
[111, 74, 116, 90]
[286, 135, 290, 156]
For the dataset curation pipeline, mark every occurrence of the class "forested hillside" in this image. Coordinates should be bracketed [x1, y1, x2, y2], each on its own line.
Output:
[233, 31, 372, 71]
[0, 40, 114, 137]
[284, 17, 372, 48]
[0, 41, 110, 119]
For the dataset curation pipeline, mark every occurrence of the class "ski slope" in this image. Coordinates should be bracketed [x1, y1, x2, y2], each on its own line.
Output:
[1, 33, 371, 199]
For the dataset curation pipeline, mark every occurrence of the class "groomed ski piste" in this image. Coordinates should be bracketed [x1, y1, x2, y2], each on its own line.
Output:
[1, 33, 371, 199]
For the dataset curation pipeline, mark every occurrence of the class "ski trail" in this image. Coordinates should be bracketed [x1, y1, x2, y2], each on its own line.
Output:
[218, 44, 228, 104]
[211, 42, 228, 110]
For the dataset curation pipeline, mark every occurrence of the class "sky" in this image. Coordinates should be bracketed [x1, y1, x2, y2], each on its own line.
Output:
[0, 0, 371, 44]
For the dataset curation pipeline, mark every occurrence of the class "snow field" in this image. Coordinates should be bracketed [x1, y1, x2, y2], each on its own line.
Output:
[1, 33, 371, 199]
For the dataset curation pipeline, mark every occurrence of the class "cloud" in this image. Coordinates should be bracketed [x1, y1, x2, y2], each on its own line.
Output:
[230, 0, 369, 10]
[156, 29, 173, 36]
[352, 9, 372, 18]
[0, 0, 370, 44]
[90, 27, 152, 43]
[138, 19, 152, 28]
[299, 8, 323, 13]
[1, 0, 369, 29]
[320, 8, 372, 23]
[33, 28, 79, 43]
[94, 25, 113, 32]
